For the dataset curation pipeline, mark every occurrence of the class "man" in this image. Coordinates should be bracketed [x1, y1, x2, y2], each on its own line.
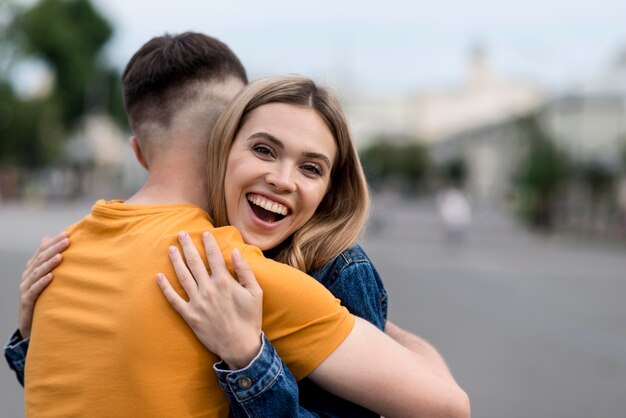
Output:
[15, 33, 469, 417]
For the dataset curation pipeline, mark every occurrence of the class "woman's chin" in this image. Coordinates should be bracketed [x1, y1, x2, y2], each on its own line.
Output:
[241, 232, 280, 252]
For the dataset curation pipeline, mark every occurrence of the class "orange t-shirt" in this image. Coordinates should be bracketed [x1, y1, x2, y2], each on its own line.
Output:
[25, 200, 355, 417]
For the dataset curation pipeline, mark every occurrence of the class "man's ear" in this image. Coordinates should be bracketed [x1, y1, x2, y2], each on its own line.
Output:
[130, 136, 149, 170]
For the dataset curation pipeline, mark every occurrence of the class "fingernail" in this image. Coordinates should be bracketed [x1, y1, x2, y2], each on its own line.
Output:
[156, 273, 164, 282]
[169, 246, 177, 255]
[178, 231, 186, 241]
[202, 231, 210, 240]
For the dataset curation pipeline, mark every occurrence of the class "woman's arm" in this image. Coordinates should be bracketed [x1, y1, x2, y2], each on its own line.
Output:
[385, 320, 455, 381]
[4, 232, 70, 385]
[309, 317, 470, 418]
[213, 334, 321, 418]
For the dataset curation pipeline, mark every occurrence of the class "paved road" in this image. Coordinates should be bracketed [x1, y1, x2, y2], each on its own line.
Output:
[1, 197, 625, 417]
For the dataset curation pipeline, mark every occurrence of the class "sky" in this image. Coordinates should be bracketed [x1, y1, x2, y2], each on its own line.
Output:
[17, 0, 626, 94]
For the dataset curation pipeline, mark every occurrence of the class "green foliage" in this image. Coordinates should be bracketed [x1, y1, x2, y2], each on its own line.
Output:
[396, 143, 429, 187]
[0, 81, 64, 166]
[441, 157, 468, 187]
[514, 114, 569, 230]
[515, 114, 568, 195]
[574, 161, 615, 197]
[0, 0, 122, 168]
[359, 137, 430, 191]
[360, 141, 396, 183]
[18, 0, 113, 126]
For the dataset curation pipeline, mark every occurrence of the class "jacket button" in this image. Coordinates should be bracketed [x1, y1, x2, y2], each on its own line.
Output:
[237, 377, 252, 389]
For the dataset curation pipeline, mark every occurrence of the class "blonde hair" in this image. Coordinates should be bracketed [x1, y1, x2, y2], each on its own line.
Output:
[207, 76, 369, 272]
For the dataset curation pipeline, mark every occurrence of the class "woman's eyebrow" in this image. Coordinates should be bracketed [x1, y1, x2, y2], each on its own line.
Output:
[247, 132, 283, 149]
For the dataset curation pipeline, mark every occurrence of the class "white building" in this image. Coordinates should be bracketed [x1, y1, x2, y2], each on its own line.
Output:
[342, 45, 545, 149]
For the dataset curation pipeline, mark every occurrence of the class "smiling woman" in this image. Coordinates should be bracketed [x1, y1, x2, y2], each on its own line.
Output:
[224, 102, 337, 252]
[208, 76, 369, 272]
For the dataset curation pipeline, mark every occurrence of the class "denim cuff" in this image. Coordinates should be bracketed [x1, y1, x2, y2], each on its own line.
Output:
[4, 329, 29, 385]
[213, 332, 283, 402]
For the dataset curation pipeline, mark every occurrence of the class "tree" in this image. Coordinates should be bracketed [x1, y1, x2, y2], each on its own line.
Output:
[0, 0, 123, 168]
[359, 136, 430, 193]
[441, 157, 468, 187]
[514, 114, 569, 230]
[17, 0, 114, 126]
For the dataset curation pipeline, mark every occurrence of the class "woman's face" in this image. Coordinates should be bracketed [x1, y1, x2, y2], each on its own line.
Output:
[224, 102, 337, 251]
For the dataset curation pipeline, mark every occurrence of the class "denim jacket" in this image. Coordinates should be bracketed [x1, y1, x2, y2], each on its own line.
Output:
[4, 245, 387, 417]
[214, 245, 388, 417]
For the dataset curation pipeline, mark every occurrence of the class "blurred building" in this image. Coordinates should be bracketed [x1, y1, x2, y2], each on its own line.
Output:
[414, 45, 545, 144]
[343, 46, 546, 201]
[64, 113, 145, 198]
[26, 113, 145, 201]
[345, 45, 626, 212]
[545, 50, 626, 169]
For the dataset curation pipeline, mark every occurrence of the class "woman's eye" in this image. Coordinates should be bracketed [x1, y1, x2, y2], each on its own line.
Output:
[302, 164, 323, 177]
[252, 144, 274, 157]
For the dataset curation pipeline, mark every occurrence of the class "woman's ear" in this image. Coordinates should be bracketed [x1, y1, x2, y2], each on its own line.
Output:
[130, 136, 149, 170]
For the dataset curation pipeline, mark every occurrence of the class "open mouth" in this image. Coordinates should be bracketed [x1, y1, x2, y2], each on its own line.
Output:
[247, 194, 289, 223]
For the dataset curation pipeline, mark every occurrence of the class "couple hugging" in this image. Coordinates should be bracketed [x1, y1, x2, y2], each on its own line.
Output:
[6, 32, 469, 418]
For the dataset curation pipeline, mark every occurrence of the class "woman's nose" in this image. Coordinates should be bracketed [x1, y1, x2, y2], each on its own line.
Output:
[266, 165, 297, 192]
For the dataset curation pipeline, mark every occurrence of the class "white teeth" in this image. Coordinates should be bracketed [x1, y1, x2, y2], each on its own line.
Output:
[248, 195, 288, 216]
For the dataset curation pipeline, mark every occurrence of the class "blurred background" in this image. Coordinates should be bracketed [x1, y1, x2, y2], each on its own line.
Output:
[1, 0, 626, 417]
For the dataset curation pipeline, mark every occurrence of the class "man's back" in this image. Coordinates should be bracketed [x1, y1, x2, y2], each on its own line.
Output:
[26, 201, 230, 417]
[26, 200, 354, 417]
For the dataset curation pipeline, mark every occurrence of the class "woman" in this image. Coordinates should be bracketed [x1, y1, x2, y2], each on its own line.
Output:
[8, 77, 438, 417]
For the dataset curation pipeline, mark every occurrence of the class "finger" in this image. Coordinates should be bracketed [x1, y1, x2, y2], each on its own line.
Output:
[27, 232, 67, 269]
[36, 236, 70, 268]
[168, 245, 199, 298]
[24, 236, 68, 285]
[177, 231, 213, 286]
[26, 236, 49, 269]
[23, 272, 53, 304]
[201, 231, 228, 277]
[23, 254, 63, 290]
[231, 248, 261, 293]
[156, 272, 189, 317]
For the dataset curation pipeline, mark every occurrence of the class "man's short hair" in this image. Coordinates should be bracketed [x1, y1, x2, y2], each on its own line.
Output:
[122, 32, 247, 135]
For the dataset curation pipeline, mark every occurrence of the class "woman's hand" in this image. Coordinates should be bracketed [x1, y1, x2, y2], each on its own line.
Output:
[19, 232, 70, 338]
[157, 231, 263, 370]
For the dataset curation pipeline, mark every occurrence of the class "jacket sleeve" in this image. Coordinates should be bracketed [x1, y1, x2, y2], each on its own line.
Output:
[324, 254, 388, 331]
[4, 329, 29, 386]
[214, 332, 320, 418]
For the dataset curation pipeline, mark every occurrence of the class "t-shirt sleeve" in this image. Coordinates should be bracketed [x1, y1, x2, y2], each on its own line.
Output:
[241, 246, 355, 381]
[207, 225, 355, 381]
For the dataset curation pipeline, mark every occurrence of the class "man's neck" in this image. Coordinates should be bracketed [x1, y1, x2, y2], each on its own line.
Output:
[126, 160, 209, 211]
